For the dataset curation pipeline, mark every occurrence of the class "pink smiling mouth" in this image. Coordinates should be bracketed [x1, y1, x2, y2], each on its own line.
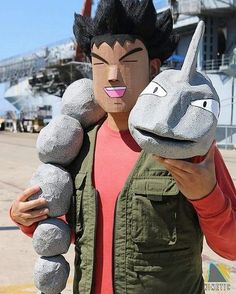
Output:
[104, 86, 127, 98]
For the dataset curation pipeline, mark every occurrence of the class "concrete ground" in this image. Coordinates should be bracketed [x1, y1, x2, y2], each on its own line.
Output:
[0, 131, 236, 294]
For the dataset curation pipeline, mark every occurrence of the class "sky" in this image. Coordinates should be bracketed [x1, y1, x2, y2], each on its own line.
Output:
[0, 1, 84, 61]
[0, 0, 97, 114]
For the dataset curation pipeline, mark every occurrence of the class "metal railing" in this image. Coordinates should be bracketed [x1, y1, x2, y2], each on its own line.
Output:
[216, 125, 236, 149]
[177, 0, 236, 15]
[203, 53, 235, 72]
[0, 57, 46, 83]
[0, 38, 76, 83]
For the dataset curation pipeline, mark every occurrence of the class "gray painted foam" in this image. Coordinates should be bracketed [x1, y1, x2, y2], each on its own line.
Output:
[33, 218, 71, 257]
[34, 255, 70, 294]
[29, 164, 73, 217]
[129, 21, 220, 159]
[37, 115, 84, 166]
[61, 78, 106, 128]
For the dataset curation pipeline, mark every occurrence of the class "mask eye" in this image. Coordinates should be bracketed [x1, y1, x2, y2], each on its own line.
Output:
[140, 82, 167, 97]
[191, 99, 220, 119]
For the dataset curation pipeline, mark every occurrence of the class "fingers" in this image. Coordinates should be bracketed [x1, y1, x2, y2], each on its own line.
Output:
[205, 142, 216, 164]
[23, 197, 47, 211]
[17, 185, 41, 202]
[162, 164, 186, 181]
[152, 146, 217, 200]
[153, 155, 193, 174]
[153, 142, 216, 173]
[17, 185, 47, 212]
[19, 214, 49, 227]
[22, 207, 49, 220]
[11, 201, 49, 226]
[11, 185, 49, 226]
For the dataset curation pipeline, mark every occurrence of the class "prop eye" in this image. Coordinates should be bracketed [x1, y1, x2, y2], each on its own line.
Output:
[191, 99, 220, 119]
[141, 82, 167, 97]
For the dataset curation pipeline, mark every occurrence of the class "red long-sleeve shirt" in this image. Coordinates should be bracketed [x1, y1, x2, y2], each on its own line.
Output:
[191, 150, 236, 260]
[11, 121, 236, 294]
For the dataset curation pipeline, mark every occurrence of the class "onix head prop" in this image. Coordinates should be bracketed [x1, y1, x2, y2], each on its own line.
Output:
[129, 21, 220, 159]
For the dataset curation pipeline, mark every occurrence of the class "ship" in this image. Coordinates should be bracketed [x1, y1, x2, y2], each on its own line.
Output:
[0, 0, 92, 125]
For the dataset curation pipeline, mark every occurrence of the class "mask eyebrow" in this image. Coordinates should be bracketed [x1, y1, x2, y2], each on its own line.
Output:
[119, 48, 143, 61]
[91, 52, 109, 64]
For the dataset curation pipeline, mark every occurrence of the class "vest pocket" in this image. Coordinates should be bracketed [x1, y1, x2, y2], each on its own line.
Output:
[130, 249, 199, 294]
[131, 177, 179, 251]
[131, 195, 177, 249]
[132, 248, 192, 272]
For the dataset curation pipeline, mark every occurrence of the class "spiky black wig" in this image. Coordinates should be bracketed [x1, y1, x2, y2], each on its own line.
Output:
[73, 0, 179, 62]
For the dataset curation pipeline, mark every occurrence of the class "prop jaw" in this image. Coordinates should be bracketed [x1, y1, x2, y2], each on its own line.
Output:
[129, 21, 220, 159]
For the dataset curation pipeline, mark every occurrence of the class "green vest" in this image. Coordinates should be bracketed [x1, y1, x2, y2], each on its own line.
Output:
[68, 123, 205, 294]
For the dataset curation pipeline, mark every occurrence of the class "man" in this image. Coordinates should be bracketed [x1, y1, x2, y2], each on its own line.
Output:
[11, 0, 236, 293]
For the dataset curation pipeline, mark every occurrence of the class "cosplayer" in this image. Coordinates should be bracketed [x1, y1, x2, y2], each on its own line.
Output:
[10, 0, 236, 294]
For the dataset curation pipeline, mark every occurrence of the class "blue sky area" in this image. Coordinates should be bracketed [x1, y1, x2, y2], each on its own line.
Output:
[0, 0, 91, 114]
[0, 0, 168, 114]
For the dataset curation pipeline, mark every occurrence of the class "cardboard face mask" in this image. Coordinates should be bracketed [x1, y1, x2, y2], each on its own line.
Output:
[128, 21, 220, 159]
[91, 38, 150, 113]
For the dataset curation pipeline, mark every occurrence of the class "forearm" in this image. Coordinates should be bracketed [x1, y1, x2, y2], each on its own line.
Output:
[191, 184, 236, 260]
[191, 147, 236, 260]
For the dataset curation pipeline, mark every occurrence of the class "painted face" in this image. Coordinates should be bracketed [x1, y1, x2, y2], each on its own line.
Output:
[91, 39, 149, 113]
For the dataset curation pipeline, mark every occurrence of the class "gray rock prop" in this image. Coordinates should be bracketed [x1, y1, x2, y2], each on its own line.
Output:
[61, 78, 106, 128]
[129, 21, 220, 159]
[34, 255, 70, 294]
[36, 115, 84, 166]
[33, 218, 71, 257]
[29, 164, 73, 217]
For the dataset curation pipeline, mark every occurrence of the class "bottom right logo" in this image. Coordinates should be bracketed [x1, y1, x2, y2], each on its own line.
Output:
[204, 262, 231, 293]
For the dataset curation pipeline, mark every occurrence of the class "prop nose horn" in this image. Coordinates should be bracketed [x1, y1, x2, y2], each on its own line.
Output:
[180, 20, 205, 82]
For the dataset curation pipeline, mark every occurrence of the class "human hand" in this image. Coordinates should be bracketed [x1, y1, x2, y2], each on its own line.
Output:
[11, 185, 49, 226]
[153, 143, 217, 200]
